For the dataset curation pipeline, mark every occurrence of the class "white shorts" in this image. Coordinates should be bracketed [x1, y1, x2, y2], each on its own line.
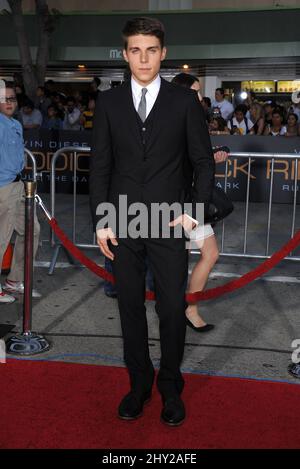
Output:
[188, 223, 214, 249]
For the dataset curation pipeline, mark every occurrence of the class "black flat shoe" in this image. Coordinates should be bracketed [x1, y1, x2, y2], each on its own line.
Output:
[185, 317, 215, 332]
[161, 396, 185, 427]
[118, 390, 151, 420]
[104, 290, 118, 299]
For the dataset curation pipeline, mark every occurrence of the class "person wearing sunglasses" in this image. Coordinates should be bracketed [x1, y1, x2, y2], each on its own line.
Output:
[0, 81, 41, 303]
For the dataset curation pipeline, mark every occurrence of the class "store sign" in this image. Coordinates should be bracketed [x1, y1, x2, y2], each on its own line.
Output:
[109, 49, 123, 59]
[278, 80, 300, 93]
[241, 81, 275, 93]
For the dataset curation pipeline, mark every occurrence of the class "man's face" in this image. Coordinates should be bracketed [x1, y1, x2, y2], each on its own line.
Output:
[123, 34, 166, 86]
[48, 106, 56, 118]
[235, 111, 244, 123]
[215, 90, 223, 102]
[23, 106, 33, 115]
[0, 88, 17, 118]
[91, 81, 97, 91]
[264, 104, 272, 115]
[190, 81, 202, 102]
[210, 119, 219, 131]
[67, 101, 75, 112]
[272, 113, 282, 126]
[88, 99, 96, 111]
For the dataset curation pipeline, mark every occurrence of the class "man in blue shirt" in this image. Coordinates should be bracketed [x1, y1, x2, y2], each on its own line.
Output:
[0, 81, 40, 303]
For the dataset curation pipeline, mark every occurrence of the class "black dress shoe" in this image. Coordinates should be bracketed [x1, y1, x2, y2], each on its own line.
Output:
[118, 390, 151, 420]
[185, 317, 215, 333]
[161, 396, 185, 426]
[104, 290, 118, 299]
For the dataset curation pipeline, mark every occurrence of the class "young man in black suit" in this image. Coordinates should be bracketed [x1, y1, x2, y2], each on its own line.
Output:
[89, 17, 215, 426]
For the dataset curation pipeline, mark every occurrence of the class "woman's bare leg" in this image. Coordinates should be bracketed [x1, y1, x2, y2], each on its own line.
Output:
[185, 235, 219, 327]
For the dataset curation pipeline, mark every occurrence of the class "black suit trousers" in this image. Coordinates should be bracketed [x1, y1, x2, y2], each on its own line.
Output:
[111, 235, 188, 398]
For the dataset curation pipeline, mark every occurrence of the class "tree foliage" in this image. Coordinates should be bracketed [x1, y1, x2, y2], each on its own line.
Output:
[5, 1, 60, 99]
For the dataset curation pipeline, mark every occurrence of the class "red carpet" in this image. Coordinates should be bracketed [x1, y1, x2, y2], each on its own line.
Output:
[1, 360, 300, 449]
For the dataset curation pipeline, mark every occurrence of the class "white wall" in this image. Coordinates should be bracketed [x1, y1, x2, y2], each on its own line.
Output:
[200, 76, 222, 100]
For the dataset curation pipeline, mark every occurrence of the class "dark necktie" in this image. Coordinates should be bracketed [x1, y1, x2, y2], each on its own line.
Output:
[138, 88, 148, 122]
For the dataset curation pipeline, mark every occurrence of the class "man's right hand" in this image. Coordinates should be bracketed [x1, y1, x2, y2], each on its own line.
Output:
[96, 227, 118, 261]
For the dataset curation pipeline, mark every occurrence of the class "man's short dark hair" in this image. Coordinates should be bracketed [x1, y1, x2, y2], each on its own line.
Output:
[122, 17, 165, 49]
[171, 73, 199, 89]
[288, 112, 298, 122]
[235, 104, 248, 116]
[67, 96, 76, 104]
[23, 99, 34, 110]
[202, 97, 211, 107]
[3, 81, 16, 92]
[93, 77, 101, 87]
[272, 107, 284, 117]
[211, 116, 228, 131]
[215, 88, 225, 96]
[89, 92, 98, 102]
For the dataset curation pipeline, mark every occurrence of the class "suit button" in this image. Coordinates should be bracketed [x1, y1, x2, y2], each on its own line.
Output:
[142, 127, 146, 131]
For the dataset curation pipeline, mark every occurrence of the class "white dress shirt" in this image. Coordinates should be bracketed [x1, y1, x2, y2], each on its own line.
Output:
[227, 116, 254, 135]
[211, 99, 234, 121]
[131, 74, 161, 118]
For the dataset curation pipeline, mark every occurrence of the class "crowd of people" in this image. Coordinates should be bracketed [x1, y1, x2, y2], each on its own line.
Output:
[14, 77, 100, 131]
[11, 75, 300, 137]
[204, 88, 300, 137]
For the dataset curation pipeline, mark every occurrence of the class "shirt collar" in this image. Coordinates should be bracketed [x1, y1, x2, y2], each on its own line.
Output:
[131, 74, 161, 100]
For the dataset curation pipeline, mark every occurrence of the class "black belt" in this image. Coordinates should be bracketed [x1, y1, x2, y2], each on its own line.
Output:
[13, 174, 21, 182]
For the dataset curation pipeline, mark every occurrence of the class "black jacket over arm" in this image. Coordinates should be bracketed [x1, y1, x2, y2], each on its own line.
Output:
[89, 78, 215, 232]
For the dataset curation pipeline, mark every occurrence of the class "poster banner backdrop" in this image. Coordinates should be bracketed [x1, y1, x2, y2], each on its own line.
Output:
[23, 129, 91, 194]
[23, 130, 300, 203]
[212, 135, 300, 203]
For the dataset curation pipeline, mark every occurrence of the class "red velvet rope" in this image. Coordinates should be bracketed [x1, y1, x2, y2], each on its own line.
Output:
[48, 218, 300, 302]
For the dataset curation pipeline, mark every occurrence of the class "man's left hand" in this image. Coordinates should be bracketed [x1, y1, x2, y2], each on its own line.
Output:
[214, 150, 229, 163]
[169, 213, 197, 234]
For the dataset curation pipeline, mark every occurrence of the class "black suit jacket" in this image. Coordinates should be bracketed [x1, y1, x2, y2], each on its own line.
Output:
[89, 77, 215, 232]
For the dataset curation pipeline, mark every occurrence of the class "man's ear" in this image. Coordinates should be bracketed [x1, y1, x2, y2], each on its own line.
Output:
[161, 47, 167, 62]
[123, 49, 129, 63]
